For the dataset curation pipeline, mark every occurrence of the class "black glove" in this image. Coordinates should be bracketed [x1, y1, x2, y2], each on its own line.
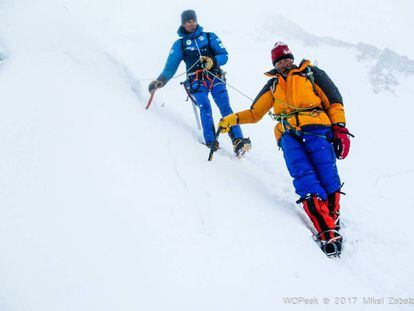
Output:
[148, 80, 164, 93]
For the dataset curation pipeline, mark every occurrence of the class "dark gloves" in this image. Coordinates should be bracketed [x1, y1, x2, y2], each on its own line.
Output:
[148, 80, 164, 93]
[332, 124, 354, 160]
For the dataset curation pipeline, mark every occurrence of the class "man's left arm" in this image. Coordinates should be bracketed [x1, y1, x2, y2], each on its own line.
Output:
[312, 66, 346, 125]
[312, 66, 353, 160]
[208, 32, 229, 66]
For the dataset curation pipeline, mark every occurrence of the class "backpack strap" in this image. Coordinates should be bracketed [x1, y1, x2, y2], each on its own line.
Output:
[180, 32, 214, 56]
[180, 37, 186, 55]
[270, 76, 278, 94]
[305, 66, 318, 94]
[206, 32, 212, 51]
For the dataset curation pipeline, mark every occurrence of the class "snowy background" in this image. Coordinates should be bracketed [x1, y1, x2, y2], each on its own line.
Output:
[1, 0, 414, 310]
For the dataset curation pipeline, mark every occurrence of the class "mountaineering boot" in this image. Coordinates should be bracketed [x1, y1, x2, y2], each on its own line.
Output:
[233, 137, 251, 157]
[302, 195, 343, 257]
[318, 230, 343, 258]
[327, 191, 341, 230]
[242, 137, 252, 153]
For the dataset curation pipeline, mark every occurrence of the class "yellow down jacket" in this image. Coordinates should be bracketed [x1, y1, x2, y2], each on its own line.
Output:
[236, 60, 346, 141]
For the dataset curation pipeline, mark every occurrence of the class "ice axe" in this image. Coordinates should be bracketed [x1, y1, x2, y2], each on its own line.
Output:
[145, 90, 156, 110]
[208, 126, 222, 161]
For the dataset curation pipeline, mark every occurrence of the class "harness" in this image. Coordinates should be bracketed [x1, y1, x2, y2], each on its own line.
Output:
[268, 105, 324, 133]
[267, 65, 326, 136]
[186, 69, 216, 90]
[181, 32, 225, 92]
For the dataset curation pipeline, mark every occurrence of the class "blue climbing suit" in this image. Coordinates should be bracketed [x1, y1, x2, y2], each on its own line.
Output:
[157, 25, 244, 144]
[279, 126, 341, 201]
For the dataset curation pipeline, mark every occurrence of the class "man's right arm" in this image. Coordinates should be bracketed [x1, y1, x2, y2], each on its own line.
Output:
[219, 79, 275, 132]
[156, 40, 184, 85]
[237, 79, 275, 124]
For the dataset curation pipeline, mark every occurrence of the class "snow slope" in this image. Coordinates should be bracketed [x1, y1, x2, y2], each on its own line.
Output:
[1, 1, 413, 310]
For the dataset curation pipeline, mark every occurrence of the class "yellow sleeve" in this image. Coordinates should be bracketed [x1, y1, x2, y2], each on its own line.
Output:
[326, 103, 346, 124]
[237, 81, 275, 124]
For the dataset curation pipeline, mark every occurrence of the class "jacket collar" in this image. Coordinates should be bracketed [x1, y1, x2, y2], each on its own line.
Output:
[177, 25, 204, 39]
[264, 59, 311, 77]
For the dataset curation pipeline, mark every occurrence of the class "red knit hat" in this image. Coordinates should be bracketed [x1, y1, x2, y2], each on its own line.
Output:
[271, 42, 294, 65]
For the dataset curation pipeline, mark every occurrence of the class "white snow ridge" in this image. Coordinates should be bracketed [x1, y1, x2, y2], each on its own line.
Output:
[1, 1, 413, 311]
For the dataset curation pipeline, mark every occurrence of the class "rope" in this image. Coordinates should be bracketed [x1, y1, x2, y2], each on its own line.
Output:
[204, 69, 255, 102]
[194, 37, 203, 57]
[268, 105, 322, 120]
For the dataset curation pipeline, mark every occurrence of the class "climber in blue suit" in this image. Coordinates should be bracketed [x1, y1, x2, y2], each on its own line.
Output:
[148, 10, 251, 156]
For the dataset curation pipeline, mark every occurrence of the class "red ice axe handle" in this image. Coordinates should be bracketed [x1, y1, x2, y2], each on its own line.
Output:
[145, 90, 156, 110]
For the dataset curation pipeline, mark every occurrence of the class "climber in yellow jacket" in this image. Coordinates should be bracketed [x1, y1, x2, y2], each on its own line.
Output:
[218, 42, 353, 257]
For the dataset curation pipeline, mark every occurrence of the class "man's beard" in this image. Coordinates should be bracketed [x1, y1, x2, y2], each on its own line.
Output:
[279, 65, 294, 74]
[186, 25, 197, 33]
[286, 65, 295, 72]
[277, 66, 289, 74]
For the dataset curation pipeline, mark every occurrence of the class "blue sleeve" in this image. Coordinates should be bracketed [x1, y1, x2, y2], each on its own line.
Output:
[157, 39, 183, 84]
[209, 32, 228, 66]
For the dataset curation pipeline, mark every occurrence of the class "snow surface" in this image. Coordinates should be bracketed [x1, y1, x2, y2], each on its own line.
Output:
[1, 1, 414, 310]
